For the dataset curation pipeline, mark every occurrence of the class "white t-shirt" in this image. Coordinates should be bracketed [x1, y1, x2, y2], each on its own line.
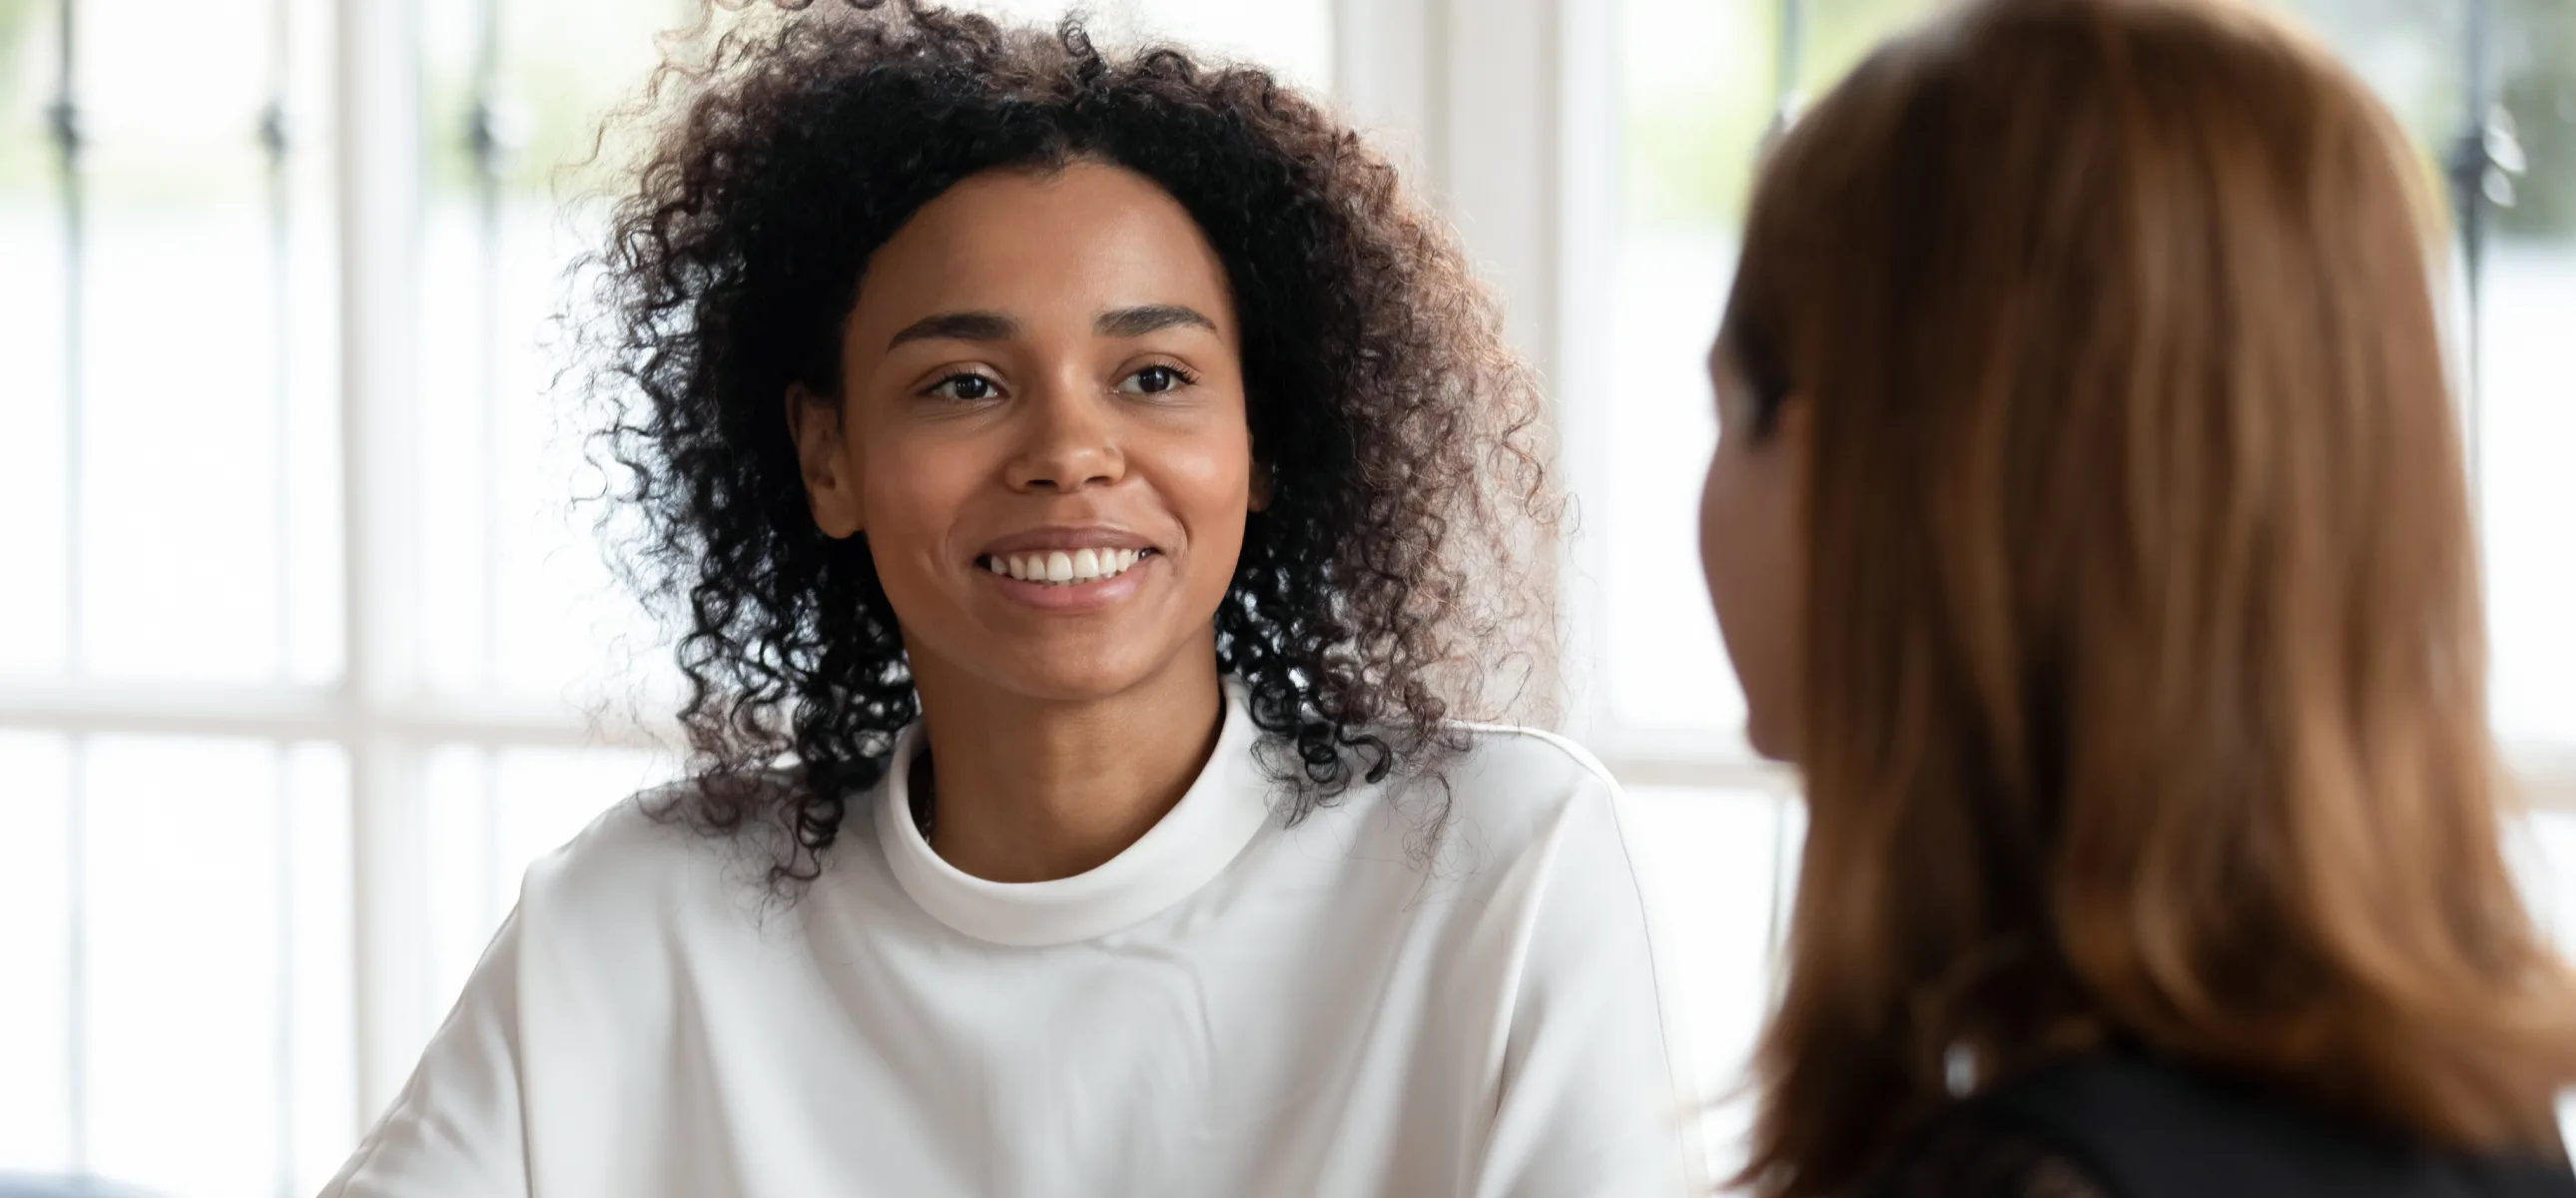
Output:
[323, 687, 1706, 1197]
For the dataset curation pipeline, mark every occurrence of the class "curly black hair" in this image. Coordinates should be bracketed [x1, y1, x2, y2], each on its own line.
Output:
[582, 0, 1558, 888]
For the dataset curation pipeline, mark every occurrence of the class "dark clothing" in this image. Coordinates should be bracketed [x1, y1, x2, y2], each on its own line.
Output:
[1874, 1055, 2576, 1198]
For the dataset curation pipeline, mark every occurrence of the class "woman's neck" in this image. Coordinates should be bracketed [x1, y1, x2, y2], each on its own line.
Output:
[906, 655, 1228, 884]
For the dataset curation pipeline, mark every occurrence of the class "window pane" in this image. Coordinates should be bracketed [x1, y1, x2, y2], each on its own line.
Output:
[2266, 0, 2467, 148]
[2521, 812, 2576, 1148]
[1594, 0, 1772, 740]
[75, 735, 350, 1198]
[413, 0, 677, 704]
[284, 742, 358, 1196]
[70, 0, 341, 685]
[1624, 786, 1797, 1182]
[2522, 812, 2576, 975]
[420, 744, 673, 1026]
[1595, 0, 1940, 740]
[0, 0, 344, 687]
[0, 732, 73, 1175]
[1792, 0, 1946, 109]
[0, 4, 70, 677]
[2481, 1, 2576, 750]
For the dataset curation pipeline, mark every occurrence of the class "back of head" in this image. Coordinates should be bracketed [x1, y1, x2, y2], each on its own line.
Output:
[1722, 0, 2576, 1190]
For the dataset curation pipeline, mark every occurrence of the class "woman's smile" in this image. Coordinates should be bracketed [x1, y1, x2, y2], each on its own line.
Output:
[975, 527, 1166, 612]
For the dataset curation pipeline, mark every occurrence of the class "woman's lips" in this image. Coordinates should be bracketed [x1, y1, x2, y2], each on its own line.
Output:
[976, 549, 1157, 612]
[979, 546, 1152, 586]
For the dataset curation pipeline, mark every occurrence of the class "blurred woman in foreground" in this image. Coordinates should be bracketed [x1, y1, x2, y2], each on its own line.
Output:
[1694, 0, 2576, 1193]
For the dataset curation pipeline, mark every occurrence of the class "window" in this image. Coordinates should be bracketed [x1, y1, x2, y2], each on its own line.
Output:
[1, 0, 2567, 1191]
[1, 0, 362, 1190]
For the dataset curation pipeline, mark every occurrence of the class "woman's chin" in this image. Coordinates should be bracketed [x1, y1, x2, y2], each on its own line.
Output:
[957, 646, 1205, 709]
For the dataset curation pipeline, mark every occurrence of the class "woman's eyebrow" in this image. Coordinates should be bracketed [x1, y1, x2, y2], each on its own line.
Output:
[888, 309, 1019, 347]
[1096, 303, 1217, 338]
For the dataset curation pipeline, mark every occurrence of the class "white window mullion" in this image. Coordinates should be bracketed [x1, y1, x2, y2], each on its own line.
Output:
[1550, 0, 1623, 749]
[262, 0, 304, 1185]
[41, 0, 90, 1173]
[334, 0, 433, 1130]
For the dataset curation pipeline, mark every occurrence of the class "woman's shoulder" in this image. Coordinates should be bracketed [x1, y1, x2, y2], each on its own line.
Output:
[1888, 1055, 2576, 1198]
[1361, 721, 1646, 888]
[1436, 720, 1625, 815]
[516, 774, 815, 923]
[1871, 1110, 2112, 1198]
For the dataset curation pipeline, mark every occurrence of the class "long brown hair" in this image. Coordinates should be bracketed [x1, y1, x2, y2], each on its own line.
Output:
[1721, 0, 2576, 1191]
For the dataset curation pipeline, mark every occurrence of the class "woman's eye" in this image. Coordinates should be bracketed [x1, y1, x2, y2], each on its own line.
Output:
[926, 373, 998, 401]
[1117, 364, 1190, 395]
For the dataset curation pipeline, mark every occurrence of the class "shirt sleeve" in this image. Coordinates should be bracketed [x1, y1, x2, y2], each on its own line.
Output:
[318, 909, 532, 1198]
[1472, 768, 1711, 1198]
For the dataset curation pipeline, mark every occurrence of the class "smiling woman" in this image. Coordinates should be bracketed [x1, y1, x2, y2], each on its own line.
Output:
[589, 3, 1561, 886]
[786, 162, 1273, 883]
[316, 2, 1704, 1195]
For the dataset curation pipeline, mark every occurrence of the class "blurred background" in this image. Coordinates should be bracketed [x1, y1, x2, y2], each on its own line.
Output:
[0, 0, 2567, 1192]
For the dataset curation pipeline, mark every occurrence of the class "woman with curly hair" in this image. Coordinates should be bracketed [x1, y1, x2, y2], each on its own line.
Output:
[323, 3, 1702, 1195]
[1695, 0, 2576, 1194]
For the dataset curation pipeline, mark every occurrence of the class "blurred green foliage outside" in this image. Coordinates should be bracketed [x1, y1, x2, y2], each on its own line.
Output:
[1620, 0, 2576, 239]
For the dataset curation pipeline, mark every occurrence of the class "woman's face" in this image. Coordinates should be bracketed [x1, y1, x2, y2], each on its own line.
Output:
[792, 162, 1259, 706]
[1698, 343, 1807, 762]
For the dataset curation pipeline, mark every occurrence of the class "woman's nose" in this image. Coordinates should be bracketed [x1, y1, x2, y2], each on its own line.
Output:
[1003, 375, 1125, 492]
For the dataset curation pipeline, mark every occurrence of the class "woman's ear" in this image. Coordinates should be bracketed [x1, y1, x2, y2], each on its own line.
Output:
[787, 383, 866, 538]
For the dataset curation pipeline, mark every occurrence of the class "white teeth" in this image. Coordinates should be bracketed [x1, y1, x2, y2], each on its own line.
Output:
[990, 547, 1149, 585]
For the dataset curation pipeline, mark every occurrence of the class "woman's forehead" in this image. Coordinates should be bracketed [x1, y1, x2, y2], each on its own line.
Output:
[854, 163, 1234, 331]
